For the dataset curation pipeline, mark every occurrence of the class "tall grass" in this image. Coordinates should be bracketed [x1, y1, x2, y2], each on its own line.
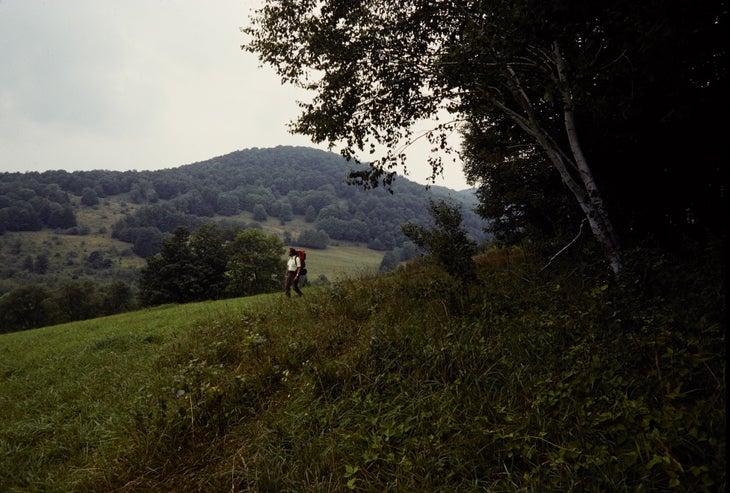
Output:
[0, 297, 267, 491]
[1, 247, 725, 492]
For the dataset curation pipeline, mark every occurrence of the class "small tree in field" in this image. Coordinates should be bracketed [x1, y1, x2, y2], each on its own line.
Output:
[402, 199, 477, 283]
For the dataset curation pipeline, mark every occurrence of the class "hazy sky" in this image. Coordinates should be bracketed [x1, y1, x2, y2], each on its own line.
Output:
[0, 0, 470, 190]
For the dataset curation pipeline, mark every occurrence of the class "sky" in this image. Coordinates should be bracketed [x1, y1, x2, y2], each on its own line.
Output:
[0, 0, 470, 190]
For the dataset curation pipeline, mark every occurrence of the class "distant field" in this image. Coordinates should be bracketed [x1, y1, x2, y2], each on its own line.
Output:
[301, 244, 384, 281]
[0, 196, 384, 292]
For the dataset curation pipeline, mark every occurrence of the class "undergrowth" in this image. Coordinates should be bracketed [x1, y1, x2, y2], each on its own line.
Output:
[1, 246, 725, 492]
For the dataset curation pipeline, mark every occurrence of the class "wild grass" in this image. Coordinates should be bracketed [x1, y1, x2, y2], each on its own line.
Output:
[0, 247, 725, 492]
[0, 296, 269, 491]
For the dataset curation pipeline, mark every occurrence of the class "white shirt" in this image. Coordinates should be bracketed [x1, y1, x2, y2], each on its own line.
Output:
[287, 255, 301, 272]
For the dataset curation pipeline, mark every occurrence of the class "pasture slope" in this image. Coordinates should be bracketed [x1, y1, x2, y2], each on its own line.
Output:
[0, 248, 725, 492]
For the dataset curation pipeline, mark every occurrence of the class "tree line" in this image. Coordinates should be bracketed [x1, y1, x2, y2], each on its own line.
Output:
[244, 0, 725, 272]
[0, 280, 135, 334]
[138, 224, 286, 306]
[0, 223, 293, 333]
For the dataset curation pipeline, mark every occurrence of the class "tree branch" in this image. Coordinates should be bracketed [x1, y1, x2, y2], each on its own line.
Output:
[540, 218, 587, 272]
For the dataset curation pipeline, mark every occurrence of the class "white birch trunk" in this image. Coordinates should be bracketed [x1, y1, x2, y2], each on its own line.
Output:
[488, 43, 622, 273]
[553, 42, 621, 273]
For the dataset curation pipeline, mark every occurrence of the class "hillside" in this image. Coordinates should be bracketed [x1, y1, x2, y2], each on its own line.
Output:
[0, 248, 724, 491]
[0, 146, 486, 331]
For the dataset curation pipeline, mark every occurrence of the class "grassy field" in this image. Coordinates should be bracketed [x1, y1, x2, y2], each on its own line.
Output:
[300, 244, 384, 282]
[0, 248, 724, 492]
[0, 295, 275, 491]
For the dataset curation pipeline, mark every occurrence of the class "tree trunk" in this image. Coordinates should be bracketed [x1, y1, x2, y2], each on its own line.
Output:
[553, 42, 621, 273]
[489, 44, 622, 273]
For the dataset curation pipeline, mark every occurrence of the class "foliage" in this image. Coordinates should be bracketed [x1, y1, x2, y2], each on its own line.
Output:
[138, 225, 285, 306]
[0, 242, 723, 491]
[244, 0, 726, 271]
[252, 203, 268, 222]
[402, 199, 477, 282]
[296, 228, 330, 249]
[2, 147, 483, 269]
[0, 285, 55, 332]
[0, 280, 137, 334]
[462, 124, 583, 253]
[80, 187, 99, 207]
[226, 228, 286, 296]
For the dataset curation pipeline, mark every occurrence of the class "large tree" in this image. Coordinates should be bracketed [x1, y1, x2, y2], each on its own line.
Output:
[226, 229, 285, 296]
[138, 227, 201, 305]
[244, 0, 725, 273]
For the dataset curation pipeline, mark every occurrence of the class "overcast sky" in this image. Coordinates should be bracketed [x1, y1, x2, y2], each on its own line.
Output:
[0, 0, 470, 190]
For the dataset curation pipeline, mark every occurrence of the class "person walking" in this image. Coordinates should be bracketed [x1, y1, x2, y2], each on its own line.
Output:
[285, 247, 303, 297]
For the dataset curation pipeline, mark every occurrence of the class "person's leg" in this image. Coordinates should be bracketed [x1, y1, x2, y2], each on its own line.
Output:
[285, 272, 293, 297]
[293, 277, 303, 296]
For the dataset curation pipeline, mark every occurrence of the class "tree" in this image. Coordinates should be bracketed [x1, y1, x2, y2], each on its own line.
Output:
[138, 224, 284, 305]
[22, 255, 34, 272]
[98, 281, 136, 315]
[226, 229, 285, 296]
[279, 201, 294, 223]
[46, 203, 77, 229]
[188, 223, 229, 300]
[297, 228, 330, 249]
[3, 205, 42, 231]
[138, 227, 200, 305]
[462, 126, 582, 253]
[80, 187, 100, 207]
[54, 280, 98, 322]
[86, 250, 113, 269]
[304, 205, 317, 223]
[244, 0, 726, 273]
[402, 199, 477, 282]
[252, 203, 268, 222]
[379, 250, 399, 273]
[34, 254, 50, 274]
[133, 227, 164, 258]
[217, 193, 240, 216]
[0, 285, 58, 333]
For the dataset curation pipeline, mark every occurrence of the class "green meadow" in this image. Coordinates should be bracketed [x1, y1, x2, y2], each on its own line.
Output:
[0, 249, 725, 492]
[0, 296, 267, 490]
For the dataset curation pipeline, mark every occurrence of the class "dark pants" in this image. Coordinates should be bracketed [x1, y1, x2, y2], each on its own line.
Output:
[285, 271, 303, 297]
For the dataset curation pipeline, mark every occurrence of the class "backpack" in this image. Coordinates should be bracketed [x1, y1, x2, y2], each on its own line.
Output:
[296, 249, 307, 274]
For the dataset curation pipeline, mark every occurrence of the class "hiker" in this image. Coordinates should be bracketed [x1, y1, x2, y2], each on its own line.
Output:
[285, 247, 303, 297]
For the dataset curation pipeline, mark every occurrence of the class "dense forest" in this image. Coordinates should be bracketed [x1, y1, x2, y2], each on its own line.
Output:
[246, 0, 725, 276]
[0, 146, 482, 247]
[0, 146, 485, 333]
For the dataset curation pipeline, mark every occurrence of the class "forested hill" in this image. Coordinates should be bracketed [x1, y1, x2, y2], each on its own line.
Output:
[0, 146, 484, 289]
[1, 145, 482, 248]
[108, 145, 483, 252]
